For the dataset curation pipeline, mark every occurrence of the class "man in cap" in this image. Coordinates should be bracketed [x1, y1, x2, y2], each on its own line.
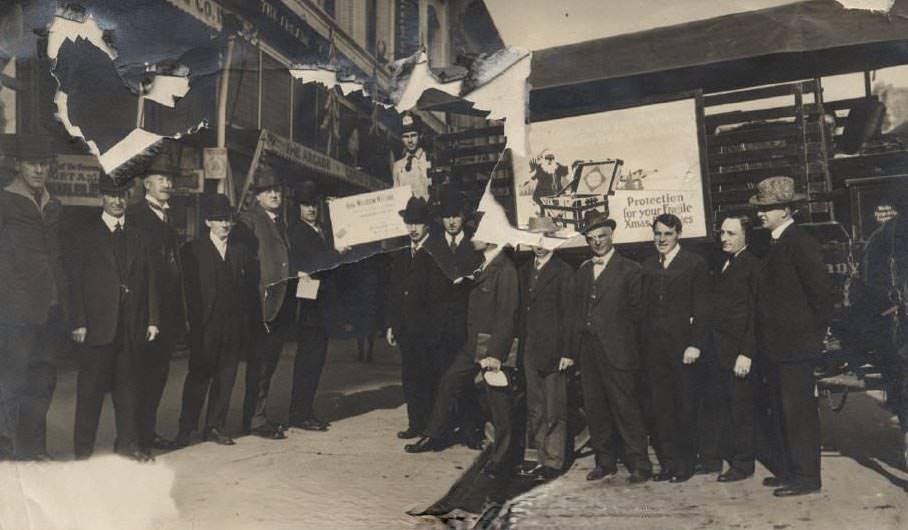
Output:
[393, 112, 430, 200]
[126, 170, 184, 451]
[0, 136, 66, 460]
[237, 165, 289, 440]
[407, 238, 519, 479]
[387, 196, 444, 439]
[640, 213, 710, 483]
[573, 210, 653, 484]
[287, 180, 340, 432]
[174, 194, 254, 447]
[69, 174, 158, 461]
[516, 218, 575, 480]
[750, 176, 833, 497]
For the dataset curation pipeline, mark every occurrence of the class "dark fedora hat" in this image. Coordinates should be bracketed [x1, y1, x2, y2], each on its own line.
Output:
[2, 135, 54, 161]
[253, 165, 283, 191]
[580, 209, 616, 235]
[98, 173, 133, 195]
[436, 189, 469, 218]
[294, 180, 321, 205]
[203, 193, 234, 220]
[399, 196, 431, 224]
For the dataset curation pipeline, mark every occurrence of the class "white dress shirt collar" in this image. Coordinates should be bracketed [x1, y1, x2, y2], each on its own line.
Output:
[591, 247, 615, 279]
[481, 246, 503, 272]
[145, 194, 170, 222]
[101, 211, 125, 232]
[534, 252, 553, 270]
[771, 218, 795, 240]
[209, 230, 228, 260]
[661, 243, 681, 269]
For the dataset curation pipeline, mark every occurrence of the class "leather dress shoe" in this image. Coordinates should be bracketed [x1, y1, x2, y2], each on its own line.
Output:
[670, 471, 694, 483]
[718, 468, 752, 483]
[250, 424, 287, 440]
[652, 469, 674, 482]
[627, 469, 651, 484]
[404, 436, 445, 453]
[533, 466, 562, 481]
[773, 483, 821, 497]
[694, 462, 723, 475]
[294, 417, 329, 432]
[126, 450, 154, 463]
[586, 465, 617, 481]
[397, 428, 421, 439]
[462, 432, 484, 451]
[173, 431, 191, 449]
[762, 476, 789, 488]
[151, 434, 177, 450]
[203, 428, 236, 446]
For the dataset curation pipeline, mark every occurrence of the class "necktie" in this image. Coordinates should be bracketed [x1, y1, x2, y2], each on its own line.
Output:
[149, 201, 169, 223]
[405, 153, 415, 172]
[112, 222, 127, 279]
[722, 255, 733, 273]
[535, 259, 543, 270]
[274, 216, 287, 239]
[449, 235, 457, 254]
[592, 257, 605, 265]
[770, 237, 779, 246]
[660, 254, 667, 269]
[33, 190, 43, 206]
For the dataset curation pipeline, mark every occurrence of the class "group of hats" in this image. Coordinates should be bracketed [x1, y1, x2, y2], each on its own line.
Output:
[253, 165, 321, 205]
[398, 189, 468, 224]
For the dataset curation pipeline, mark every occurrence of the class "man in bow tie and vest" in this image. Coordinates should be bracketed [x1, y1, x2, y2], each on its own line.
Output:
[516, 219, 575, 481]
[698, 214, 762, 483]
[750, 176, 833, 497]
[640, 213, 711, 483]
[287, 180, 342, 432]
[236, 165, 289, 440]
[0, 136, 66, 461]
[573, 210, 652, 484]
[393, 113, 431, 201]
[387, 197, 446, 439]
[175, 194, 254, 447]
[126, 170, 185, 452]
[69, 174, 159, 461]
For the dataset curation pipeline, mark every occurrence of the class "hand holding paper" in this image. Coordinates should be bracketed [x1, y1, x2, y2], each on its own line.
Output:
[296, 272, 321, 300]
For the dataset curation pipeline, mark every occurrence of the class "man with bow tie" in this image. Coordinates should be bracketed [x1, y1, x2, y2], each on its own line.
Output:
[69, 175, 158, 461]
[516, 225, 575, 481]
[699, 215, 762, 483]
[387, 197, 444, 439]
[573, 211, 652, 484]
[641, 213, 710, 483]
[393, 113, 431, 201]
[127, 170, 185, 452]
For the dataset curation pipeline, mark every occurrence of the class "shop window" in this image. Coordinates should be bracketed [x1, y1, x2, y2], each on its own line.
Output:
[395, 0, 419, 59]
[225, 40, 259, 131]
[261, 52, 291, 138]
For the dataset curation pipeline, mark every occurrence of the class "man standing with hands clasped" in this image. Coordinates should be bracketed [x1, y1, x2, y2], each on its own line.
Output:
[750, 176, 832, 497]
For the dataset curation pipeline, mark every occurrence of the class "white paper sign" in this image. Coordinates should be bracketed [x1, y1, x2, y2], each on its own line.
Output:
[327, 186, 412, 249]
[296, 273, 320, 300]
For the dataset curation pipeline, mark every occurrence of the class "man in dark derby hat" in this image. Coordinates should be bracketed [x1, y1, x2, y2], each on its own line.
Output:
[235, 164, 289, 440]
[0, 135, 65, 460]
[174, 194, 255, 448]
[387, 196, 447, 439]
[69, 173, 159, 461]
[573, 209, 653, 483]
[750, 176, 833, 497]
[287, 179, 340, 432]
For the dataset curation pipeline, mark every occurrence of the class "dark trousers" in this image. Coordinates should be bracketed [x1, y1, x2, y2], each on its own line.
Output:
[399, 333, 437, 432]
[765, 359, 821, 488]
[645, 349, 701, 475]
[74, 338, 139, 458]
[137, 326, 175, 448]
[0, 316, 59, 458]
[425, 352, 514, 467]
[289, 325, 329, 423]
[433, 336, 481, 438]
[243, 297, 294, 430]
[179, 323, 242, 433]
[524, 362, 568, 470]
[697, 352, 723, 469]
[580, 336, 652, 473]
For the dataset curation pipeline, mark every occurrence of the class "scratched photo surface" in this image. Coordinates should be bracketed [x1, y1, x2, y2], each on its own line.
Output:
[1, 1, 908, 529]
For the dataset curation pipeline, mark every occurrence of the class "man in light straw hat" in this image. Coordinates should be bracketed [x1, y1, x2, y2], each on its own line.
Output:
[750, 176, 832, 497]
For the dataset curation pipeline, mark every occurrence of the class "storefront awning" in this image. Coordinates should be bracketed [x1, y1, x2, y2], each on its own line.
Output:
[529, 0, 908, 121]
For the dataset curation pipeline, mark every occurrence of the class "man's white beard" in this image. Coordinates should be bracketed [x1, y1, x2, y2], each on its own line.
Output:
[540, 160, 558, 174]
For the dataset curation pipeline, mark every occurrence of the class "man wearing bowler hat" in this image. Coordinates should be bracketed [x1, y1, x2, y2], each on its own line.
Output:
[287, 180, 340, 432]
[750, 176, 833, 497]
[127, 169, 185, 451]
[387, 196, 444, 438]
[393, 112, 431, 200]
[237, 165, 289, 440]
[0, 136, 66, 460]
[574, 210, 653, 483]
[69, 174, 158, 461]
[175, 194, 254, 447]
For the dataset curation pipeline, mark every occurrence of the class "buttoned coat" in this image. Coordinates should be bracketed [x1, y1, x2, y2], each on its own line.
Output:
[288, 220, 341, 328]
[127, 200, 184, 329]
[68, 217, 158, 348]
[0, 187, 66, 326]
[572, 252, 644, 370]
[388, 243, 445, 340]
[518, 255, 574, 373]
[709, 249, 761, 369]
[755, 224, 834, 362]
[236, 203, 289, 323]
[462, 251, 519, 362]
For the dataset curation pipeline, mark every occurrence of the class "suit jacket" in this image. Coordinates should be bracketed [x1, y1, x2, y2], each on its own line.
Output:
[463, 251, 519, 362]
[709, 249, 761, 369]
[288, 220, 340, 328]
[641, 247, 710, 363]
[424, 232, 482, 348]
[756, 224, 834, 362]
[236, 203, 289, 322]
[0, 187, 67, 326]
[68, 216, 158, 347]
[572, 251, 644, 370]
[127, 200, 184, 329]
[518, 255, 574, 373]
[387, 242, 444, 340]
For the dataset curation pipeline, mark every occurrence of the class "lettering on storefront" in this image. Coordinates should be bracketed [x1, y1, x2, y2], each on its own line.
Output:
[50, 155, 101, 206]
[164, 0, 224, 31]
